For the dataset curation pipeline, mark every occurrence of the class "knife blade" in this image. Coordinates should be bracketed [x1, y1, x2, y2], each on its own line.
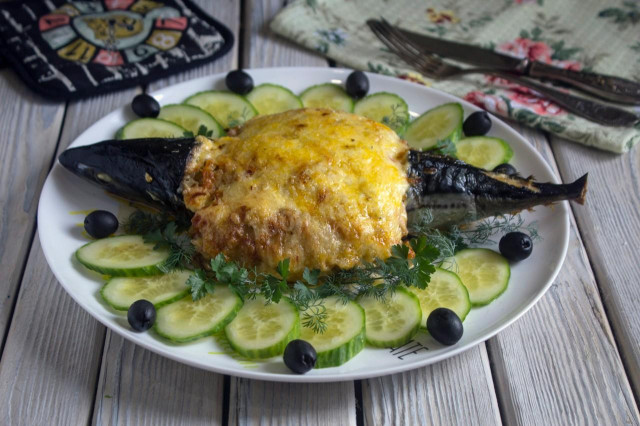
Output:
[392, 24, 640, 105]
[398, 27, 527, 71]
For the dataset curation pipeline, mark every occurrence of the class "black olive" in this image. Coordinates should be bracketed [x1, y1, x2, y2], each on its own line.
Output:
[283, 339, 317, 374]
[131, 94, 160, 118]
[463, 111, 492, 136]
[345, 70, 369, 99]
[225, 69, 254, 95]
[493, 163, 517, 176]
[84, 210, 118, 239]
[127, 300, 156, 332]
[426, 308, 463, 346]
[499, 232, 533, 262]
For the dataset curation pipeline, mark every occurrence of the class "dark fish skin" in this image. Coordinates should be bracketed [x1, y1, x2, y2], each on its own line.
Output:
[58, 138, 196, 212]
[406, 150, 587, 228]
[58, 138, 587, 228]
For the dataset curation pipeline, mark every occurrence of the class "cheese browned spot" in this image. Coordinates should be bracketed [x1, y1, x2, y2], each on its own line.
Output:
[181, 108, 409, 277]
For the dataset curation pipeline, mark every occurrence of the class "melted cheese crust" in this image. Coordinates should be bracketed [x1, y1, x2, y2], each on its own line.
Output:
[182, 108, 409, 277]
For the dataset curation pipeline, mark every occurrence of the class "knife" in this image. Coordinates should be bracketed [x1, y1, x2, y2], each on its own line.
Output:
[392, 24, 640, 105]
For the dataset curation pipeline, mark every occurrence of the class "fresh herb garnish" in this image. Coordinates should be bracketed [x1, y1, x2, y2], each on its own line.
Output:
[381, 103, 409, 133]
[143, 222, 195, 273]
[129, 207, 538, 334]
[458, 214, 541, 245]
[183, 125, 215, 138]
[429, 139, 457, 157]
[182, 236, 438, 334]
[123, 210, 191, 235]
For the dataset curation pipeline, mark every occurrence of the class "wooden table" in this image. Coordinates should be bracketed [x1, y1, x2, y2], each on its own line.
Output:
[1, 1, 639, 424]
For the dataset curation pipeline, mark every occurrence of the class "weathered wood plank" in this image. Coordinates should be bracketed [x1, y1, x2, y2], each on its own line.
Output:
[229, 379, 356, 426]
[91, 2, 240, 424]
[362, 345, 501, 426]
[92, 332, 224, 426]
[0, 84, 140, 424]
[0, 70, 65, 344]
[487, 127, 639, 425]
[550, 135, 640, 396]
[0, 237, 106, 425]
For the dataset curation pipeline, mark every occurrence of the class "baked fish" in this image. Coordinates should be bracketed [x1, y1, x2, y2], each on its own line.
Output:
[59, 108, 586, 276]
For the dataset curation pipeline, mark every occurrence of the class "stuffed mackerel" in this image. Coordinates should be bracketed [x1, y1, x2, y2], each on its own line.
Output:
[58, 108, 587, 277]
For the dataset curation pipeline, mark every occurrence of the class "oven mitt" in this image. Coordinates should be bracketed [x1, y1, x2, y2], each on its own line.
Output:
[0, 0, 233, 100]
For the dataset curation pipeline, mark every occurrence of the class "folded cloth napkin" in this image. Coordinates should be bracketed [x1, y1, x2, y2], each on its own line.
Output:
[0, 0, 233, 100]
[271, 0, 640, 154]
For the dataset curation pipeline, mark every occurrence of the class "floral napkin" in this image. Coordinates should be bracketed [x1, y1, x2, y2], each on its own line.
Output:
[271, 0, 640, 154]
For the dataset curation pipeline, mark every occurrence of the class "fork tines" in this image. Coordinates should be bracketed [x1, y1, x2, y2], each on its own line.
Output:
[366, 19, 435, 75]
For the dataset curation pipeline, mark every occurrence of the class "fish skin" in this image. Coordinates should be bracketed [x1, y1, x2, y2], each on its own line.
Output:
[58, 138, 587, 229]
[405, 150, 587, 228]
[58, 138, 196, 212]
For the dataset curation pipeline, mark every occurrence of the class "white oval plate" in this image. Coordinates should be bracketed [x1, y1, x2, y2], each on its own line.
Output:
[38, 67, 569, 382]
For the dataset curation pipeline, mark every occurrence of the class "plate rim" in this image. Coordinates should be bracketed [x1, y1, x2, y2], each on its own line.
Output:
[37, 66, 570, 383]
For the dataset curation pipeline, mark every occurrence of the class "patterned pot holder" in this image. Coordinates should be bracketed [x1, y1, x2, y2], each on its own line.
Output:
[0, 0, 233, 100]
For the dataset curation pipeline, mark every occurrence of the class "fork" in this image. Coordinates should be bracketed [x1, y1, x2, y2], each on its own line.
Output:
[368, 20, 639, 127]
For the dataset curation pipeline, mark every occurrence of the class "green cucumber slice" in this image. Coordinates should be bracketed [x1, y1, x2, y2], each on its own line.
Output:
[157, 104, 224, 138]
[225, 297, 300, 359]
[299, 84, 354, 112]
[353, 92, 409, 133]
[403, 102, 463, 150]
[76, 235, 169, 277]
[184, 91, 257, 129]
[300, 296, 365, 368]
[408, 268, 471, 327]
[357, 287, 421, 347]
[115, 118, 188, 140]
[454, 137, 513, 170]
[154, 286, 243, 343]
[246, 83, 303, 115]
[447, 248, 510, 306]
[100, 270, 191, 311]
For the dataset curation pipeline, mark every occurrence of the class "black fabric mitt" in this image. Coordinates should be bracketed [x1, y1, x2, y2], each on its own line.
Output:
[0, 0, 233, 100]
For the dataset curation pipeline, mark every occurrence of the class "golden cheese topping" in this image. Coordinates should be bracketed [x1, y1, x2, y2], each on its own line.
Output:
[182, 108, 409, 277]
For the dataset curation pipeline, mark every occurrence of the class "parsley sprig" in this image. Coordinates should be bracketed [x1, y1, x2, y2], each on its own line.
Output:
[184, 236, 439, 334]
[122, 208, 538, 334]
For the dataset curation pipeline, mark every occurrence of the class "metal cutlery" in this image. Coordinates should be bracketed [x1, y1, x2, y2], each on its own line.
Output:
[367, 20, 639, 127]
[368, 19, 640, 105]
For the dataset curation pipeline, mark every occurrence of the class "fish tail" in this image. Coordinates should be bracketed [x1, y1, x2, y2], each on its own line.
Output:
[534, 173, 587, 205]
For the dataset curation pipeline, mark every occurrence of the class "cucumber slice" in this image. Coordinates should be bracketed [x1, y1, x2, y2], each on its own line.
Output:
[225, 297, 300, 359]
[184, 91, 257, 129]
[155, 286, 243, 343]
[403, 102, 463, 150]
[357, 287, 421, 347]
[246, 83, 303, 115]
[353, 92, 409, 133]
[300, 296, 365, 368]
[100, 270, 191, 311]
[447, 248, 510, 306]
[299, 84, 354, 112]
[115, 118, 188, 139]
[157, 104, 224, 138]
[454, 137, 513, 170]
[76, 235, 169, 277]
[408, 268, 471, 327]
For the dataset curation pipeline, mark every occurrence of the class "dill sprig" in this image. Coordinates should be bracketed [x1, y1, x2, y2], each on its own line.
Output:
[143, 222, 196, 273]
[458, 215, 542, 245]
[381, 103, 409, 133]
